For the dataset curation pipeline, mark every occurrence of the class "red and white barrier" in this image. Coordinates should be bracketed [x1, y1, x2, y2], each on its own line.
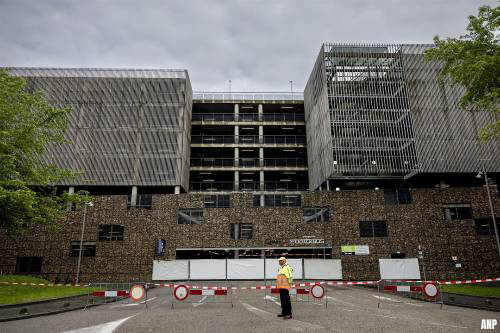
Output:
[384, 285, 422, 292]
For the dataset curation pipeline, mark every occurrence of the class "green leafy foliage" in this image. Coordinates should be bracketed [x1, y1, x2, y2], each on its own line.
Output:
[424, 5, 500, 140]
[0, 70, 89, 234]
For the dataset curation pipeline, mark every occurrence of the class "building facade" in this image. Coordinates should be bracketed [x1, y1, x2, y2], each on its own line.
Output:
[1, 44, 499, 282]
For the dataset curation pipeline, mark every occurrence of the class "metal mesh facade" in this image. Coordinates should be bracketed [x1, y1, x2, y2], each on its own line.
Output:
[402, 44, 500, 175]
[305, 43, 500, 190]
[9, 68, 192, 189]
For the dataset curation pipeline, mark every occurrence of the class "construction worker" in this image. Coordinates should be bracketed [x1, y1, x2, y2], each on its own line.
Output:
[276, 256, 293, 319]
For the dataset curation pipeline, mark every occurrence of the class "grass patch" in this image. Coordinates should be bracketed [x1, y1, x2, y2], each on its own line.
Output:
[441, 284, 500, 298]
[0, 275, 98, 305]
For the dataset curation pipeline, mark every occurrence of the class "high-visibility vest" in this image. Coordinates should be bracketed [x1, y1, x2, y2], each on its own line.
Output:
[276, 274, 291, 290]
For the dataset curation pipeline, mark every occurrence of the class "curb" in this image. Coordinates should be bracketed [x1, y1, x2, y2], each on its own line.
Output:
[0, 294, 89, 309]
[0, 297, 127, 322]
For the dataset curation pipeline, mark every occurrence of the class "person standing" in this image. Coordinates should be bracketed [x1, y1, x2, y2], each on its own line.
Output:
[276, 256, 293, 319]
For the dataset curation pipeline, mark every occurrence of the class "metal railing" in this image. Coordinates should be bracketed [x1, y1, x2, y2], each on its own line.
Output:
[189, 181, 308, 192]
[193, 91, 304, 102]
[190, 158, 307, 168]
[192, 113, 305, 122]
[191, 135, 306, 145]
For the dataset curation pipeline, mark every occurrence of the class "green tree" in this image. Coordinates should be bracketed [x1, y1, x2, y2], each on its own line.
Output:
[424, 5, 500, 140]
[0, 70, 89, 234]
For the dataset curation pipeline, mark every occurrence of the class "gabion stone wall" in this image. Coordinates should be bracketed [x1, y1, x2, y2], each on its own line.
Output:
[0, 187, 499, 282]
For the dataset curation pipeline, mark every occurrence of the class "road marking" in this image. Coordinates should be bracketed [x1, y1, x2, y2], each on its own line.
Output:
[403, 302, 423, 307]
[141, 296, 157, 304]
[241, 302, 330, 332]
[61, 315, 135, 333]
[192, 295, 208, 307]
[264, 295, 281, 306]
[426, 322, 468, 329]
[110, 297, 157, 307]
[372, 295, 401, 303]
[376, 314, 399, 319]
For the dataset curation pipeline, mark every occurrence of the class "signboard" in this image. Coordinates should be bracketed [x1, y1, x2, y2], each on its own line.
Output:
[311, 285, 325, 299]
[290, 239, 324, 244]
[341, 245, 369, 255]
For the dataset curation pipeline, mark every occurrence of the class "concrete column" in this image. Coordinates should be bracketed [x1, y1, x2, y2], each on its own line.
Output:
[67, 186, 75, 210]
[234, 103, 239, 122]
[259, 125, 263, 144]
[131, 186, 138, 207]
[260, 170, 265, 191]
[259, 147, 264, 167]
[234, 171, 239, 191]
[258, 104, 263, 121]
[174, 186, 181, 194]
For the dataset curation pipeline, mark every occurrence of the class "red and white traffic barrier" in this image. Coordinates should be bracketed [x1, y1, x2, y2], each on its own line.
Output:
[383, 285, 423, 292]
[92, 290, 129, 297]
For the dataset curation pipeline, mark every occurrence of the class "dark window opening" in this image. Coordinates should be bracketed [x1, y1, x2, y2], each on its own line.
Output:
[384, 188, 411, 204]
[474, 218, 500, 236]
[127, 194, 153, 209]
[15, 257, 42, 274]
[204, 195, 231, 208]
[443, 204, 472, 221]
[252, 195, 261, 207]
[230, 223, 253, 240]
[263, 194, 301, 207]
[303, 207, 330, 223]
[156, 239, 166, 256]
[98, 225, 124, 241]
[360, 221, 388, 237]
[70, 241, 96, 257]
[177, 209, 203, 224]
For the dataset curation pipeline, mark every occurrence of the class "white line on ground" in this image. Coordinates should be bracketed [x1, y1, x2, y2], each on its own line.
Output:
[141, 296, 157, 304]
[241, 302, 331, 332]
[61, 315, 135, 333]
[264, 295, 281, 306]
[403, 302, 423, 307]
[192, 296, 208, 307]
[426, 322, 468, 329]
[110, 297, 157, 307]
[372, 295, 401, 303]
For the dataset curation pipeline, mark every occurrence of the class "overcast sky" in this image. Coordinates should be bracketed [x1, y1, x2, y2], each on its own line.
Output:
[0, 0, 495, 92]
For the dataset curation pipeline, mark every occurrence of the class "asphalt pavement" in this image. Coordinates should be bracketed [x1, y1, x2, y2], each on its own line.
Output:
[0, 281, 498, 333]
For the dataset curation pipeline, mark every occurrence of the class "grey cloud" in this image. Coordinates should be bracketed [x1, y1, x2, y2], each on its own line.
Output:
[0, 0, 495, 91]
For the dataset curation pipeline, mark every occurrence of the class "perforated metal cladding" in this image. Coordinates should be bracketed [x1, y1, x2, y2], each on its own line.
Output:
[9, 68, 192, 189]
[402, 44, 500, 174]
[324, 44, 418, 179]
[304, 45, 334, 191]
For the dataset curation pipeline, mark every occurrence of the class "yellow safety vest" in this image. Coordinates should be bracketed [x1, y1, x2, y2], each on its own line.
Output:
[276, 264, 293, 289]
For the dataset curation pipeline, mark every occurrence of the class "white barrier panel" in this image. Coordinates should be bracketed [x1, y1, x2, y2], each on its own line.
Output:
[304, 259, 342, 280]
[227, 259, 265, 279]
[265, 259, 303, 279]
[379, 258, 421, 280]
[190, 259, 227, 280]
[152, 260, 189, 280]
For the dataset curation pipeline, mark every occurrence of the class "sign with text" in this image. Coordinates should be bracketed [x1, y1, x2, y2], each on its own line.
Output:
[341, 245, 369, 255]
[289, 238, 325, 244]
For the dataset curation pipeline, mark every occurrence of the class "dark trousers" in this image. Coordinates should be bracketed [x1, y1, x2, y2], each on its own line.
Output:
[279, 289, 292, 315]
